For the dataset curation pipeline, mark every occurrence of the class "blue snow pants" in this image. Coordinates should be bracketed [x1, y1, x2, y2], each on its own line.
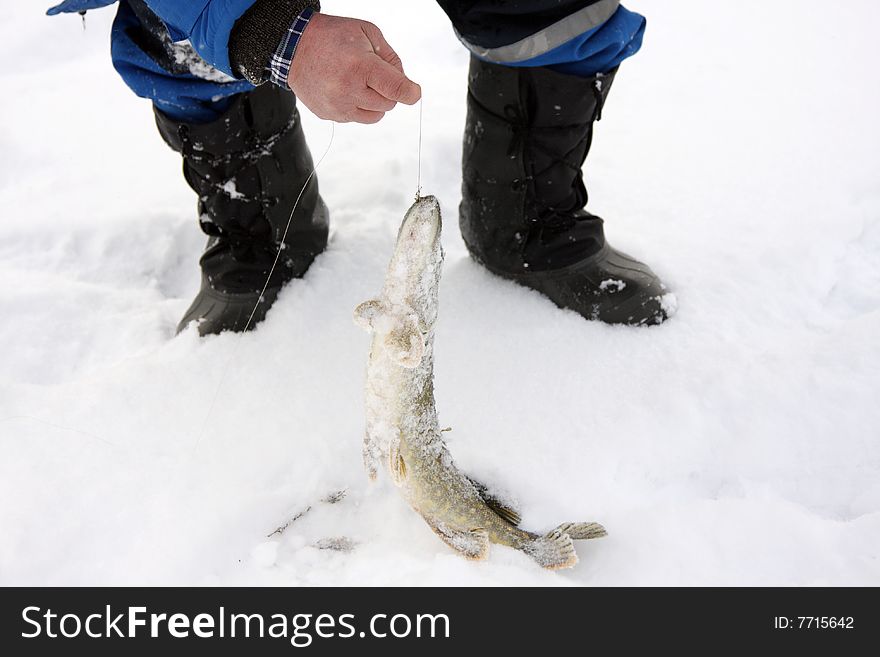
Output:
[53, 0, 645, 124]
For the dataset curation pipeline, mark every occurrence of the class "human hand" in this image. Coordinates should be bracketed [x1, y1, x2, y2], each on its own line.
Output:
[288, 13, 421, 124]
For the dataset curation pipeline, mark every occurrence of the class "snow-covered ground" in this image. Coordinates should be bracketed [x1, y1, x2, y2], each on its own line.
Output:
[1, 0, 879, 586]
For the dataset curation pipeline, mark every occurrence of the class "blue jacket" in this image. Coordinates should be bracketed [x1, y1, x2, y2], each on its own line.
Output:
[47, 0, 257, 77]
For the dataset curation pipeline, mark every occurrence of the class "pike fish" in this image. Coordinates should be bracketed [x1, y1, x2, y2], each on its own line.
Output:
[354, 195, 606, 569]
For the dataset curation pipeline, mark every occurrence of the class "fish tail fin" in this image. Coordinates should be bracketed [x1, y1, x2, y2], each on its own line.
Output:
[527, 522, 606, 570]
[527, 526, 578, 570]
[555, 521, 607, 541]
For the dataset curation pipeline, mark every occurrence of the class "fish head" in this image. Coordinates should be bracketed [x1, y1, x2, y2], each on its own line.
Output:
[392, 195, 442, 278]
[385, 195, 443, 327]
[353, 196, 443, 370]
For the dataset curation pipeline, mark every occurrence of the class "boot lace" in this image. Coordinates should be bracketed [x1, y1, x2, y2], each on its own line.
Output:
[177, 118, 296, 256]
[504, 79, 607, 234]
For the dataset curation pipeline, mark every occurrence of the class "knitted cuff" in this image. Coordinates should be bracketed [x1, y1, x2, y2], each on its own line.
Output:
[267, 8, 315, 88]
[229, 0, 321, 84]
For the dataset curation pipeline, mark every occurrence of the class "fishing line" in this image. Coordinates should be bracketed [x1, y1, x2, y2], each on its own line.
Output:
[244, 122, 335, 335]
[0, 415, 116, 447]
[196, 96, 421, 451]
[193, 120, 336, 452]
[416, 97, 423, 201]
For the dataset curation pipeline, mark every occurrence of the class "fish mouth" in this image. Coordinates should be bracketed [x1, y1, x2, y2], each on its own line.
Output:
[398, 196, 442, 246]
[415, 194, 441, 212]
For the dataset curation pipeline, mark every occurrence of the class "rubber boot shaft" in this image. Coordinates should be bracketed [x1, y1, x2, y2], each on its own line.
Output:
[155, 83, 329, 335]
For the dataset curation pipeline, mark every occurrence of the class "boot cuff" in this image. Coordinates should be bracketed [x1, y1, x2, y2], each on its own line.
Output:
[467, 55, 616, 127]
[154, 83, 297, 154]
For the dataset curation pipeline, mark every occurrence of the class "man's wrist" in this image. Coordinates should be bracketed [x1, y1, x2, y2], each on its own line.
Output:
[268, 7, 315, 88]
[229, 0, 320, 85]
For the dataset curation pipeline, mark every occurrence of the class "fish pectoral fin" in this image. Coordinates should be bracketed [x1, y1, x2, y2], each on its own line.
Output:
[426, 520, 490, 561]
[363, 431, 380, 482]
[468, 477, 522, 527]
[353, 299, 384, 332]
[384, 317, 425, 369]
[388, 437, 406, 486]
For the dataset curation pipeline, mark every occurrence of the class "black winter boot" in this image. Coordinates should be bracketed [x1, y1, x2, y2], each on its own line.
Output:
[461, 56, 673, 326]
[155, 83, 329, 336]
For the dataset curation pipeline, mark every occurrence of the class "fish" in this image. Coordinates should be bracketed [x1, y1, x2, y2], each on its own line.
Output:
[354, 195, 606, 569]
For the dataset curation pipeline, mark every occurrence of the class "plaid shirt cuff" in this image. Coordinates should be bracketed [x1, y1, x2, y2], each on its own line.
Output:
[268, 7, 315, 88]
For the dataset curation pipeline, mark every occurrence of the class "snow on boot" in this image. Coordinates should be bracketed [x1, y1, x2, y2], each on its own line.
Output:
[155, 83, 329, 336]
[460, 56, 674, 326]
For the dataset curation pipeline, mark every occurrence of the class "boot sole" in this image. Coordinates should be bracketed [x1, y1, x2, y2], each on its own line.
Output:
[466, 244, 675, 326]
[177, 285, 281, 336]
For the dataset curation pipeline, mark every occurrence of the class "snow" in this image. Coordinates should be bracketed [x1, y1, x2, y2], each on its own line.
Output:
[1, 0, 879, 585]
[220, 180, 245, 200]
[170, 41, 236, 84]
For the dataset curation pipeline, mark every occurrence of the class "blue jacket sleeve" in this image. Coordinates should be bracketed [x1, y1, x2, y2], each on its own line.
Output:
[143, 0, 259, 77]
[47, 0, 258, 77]
[47, 1, 118, 15]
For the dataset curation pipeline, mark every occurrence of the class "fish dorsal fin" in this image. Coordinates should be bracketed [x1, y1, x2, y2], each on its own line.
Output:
[482, 496, 522, 527]
[383, 314, 425, 369]
[353, 299, 385, 332]
[468, 477, 522, 526]
[426, 521, 490, 561]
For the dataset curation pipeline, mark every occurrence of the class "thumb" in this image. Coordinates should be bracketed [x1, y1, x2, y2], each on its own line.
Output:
[365, 58, 422, 105]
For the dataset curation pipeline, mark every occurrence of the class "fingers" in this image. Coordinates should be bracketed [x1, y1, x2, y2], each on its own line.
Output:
[365, 58, 422, 106]
[362, 22, 404, 73]
[286, 13, 419, 124]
